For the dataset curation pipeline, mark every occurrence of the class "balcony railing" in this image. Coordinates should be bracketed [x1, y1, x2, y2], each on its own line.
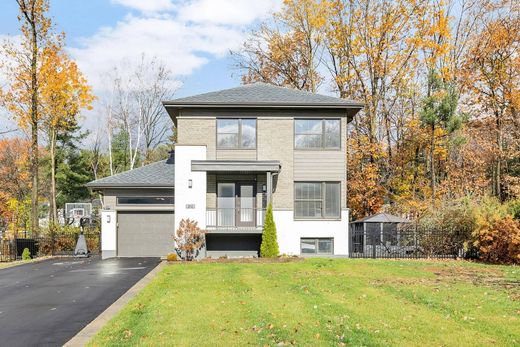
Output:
[206, 208, 265, 231]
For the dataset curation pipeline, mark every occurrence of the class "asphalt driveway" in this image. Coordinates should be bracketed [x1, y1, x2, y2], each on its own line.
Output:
[0, 256, 160, 347]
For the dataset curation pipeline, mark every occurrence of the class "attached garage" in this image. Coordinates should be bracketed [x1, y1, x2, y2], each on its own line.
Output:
[117, 211, 175, 257]
[86, 156, 176, 259]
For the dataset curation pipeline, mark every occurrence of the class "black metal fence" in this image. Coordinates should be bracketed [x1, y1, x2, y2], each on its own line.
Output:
[0, 233, 100, 262]
[349, 224, 475, 259]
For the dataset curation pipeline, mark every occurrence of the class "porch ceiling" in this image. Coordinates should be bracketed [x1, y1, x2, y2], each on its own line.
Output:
[191, 160, 281, 173]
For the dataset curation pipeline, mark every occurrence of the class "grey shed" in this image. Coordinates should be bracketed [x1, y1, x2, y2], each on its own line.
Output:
[350, 213, 412, 255]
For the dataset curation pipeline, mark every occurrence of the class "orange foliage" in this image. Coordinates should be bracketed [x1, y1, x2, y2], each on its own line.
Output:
[347, 134, 386, 220]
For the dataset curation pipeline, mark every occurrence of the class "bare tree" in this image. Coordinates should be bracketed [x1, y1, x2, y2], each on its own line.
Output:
[103, 55, 176, 170]
[133, 55, 175, 163]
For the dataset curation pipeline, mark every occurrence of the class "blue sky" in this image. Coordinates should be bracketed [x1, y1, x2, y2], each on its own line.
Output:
[0, 0, 280, 96]
[0, 0, 281, 133]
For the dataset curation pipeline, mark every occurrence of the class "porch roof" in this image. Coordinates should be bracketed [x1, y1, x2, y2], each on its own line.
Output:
[191, 160, 281, 173]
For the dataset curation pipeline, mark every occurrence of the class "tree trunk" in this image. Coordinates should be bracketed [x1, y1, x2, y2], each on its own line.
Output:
[430, 122, 436, 202]
[49, 128, 57, 224]
[495, 113, 502, 200]
[30, 17, 39, 236]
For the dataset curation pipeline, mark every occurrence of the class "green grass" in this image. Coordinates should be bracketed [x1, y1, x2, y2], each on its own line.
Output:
[89, 259, 519, 347]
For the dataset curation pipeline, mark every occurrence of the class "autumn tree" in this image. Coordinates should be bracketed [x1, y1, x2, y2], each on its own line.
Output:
[0, 138, 31, 236]
[233, 0, 326, 91]
[461, 10, 520, 200]
[1, 0, 53, 234]
[39, 42, 94, 223]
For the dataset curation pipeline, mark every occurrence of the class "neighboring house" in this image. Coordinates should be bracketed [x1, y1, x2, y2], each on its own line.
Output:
[87, 83, 363, 258]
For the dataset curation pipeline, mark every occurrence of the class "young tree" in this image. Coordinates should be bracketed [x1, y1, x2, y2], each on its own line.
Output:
[260, 203, 279, 257]
[1, 0, 53, 234]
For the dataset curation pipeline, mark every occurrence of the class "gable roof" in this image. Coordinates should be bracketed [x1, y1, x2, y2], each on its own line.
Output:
[86, 160, 174, 189]
[163, 83, 363, 109]
[352, 213, 411, 224]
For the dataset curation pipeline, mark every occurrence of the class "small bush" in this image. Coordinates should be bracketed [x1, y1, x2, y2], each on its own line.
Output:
[22, 247, 31, 260]
[260, 203, 279, 257]
[508, 199, 520, 220]
[166, 253, 177, 262]
[173, 219, 206, 261]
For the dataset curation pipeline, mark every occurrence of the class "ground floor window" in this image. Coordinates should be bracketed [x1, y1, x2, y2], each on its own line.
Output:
[300, 238, 334, 255]
[117, 197, 174, 205]
[294, 182, 340, 219]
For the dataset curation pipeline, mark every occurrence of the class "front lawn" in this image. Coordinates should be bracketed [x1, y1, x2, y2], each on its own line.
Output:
[89, 259, 519, 347]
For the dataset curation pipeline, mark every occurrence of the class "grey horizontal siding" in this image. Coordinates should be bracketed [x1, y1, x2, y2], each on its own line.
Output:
[293, 151, 346, 180]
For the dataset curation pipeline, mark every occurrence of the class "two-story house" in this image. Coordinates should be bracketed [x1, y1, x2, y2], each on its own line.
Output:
[87, 83, 363, 258]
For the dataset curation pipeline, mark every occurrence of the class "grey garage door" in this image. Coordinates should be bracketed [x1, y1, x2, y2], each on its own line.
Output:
[117, 211, 174, 257]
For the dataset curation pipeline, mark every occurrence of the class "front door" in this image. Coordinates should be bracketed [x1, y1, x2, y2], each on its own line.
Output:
[236, 183, 255, 227]
[217, 182, 256, 227]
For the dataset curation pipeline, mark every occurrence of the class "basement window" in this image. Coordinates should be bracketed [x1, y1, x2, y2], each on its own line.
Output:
[117, 197, 174, 205]
[300, 238, 334, 255]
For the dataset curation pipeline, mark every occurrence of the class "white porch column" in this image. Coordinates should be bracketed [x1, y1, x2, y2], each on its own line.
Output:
[174, 146, 207, 231]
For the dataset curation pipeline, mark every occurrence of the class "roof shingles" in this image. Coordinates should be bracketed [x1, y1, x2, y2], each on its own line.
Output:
[86, 160, 174, 188]
[163, 82, 362, 107]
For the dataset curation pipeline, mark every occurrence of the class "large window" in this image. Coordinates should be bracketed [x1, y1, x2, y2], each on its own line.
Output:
[294, 119, 340, 149]
[294, 182, 340, 219]
[301, 238, 334, 255]
[217, 118, 256, 149]
[117, 197, 174, 205]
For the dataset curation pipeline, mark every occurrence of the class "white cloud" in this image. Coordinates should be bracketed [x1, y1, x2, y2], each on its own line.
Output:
[69, 14, 247, 92]
[65, 0, 282, 134]
[178, 0, 281, 25]
[111, 0, 175, 13]
[70, 1, 281, 93]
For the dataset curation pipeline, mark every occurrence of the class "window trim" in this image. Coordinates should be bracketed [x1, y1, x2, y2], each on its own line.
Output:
[116, 196, 174, 206]
[294, 181, 341, 220]
[300, 238, 334, 255]
[216, 118, 257, 150]
[294, 118, 341, 150]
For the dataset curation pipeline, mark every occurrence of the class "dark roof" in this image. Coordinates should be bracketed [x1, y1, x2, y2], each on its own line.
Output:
[163, 83, 363, 108]
[352, 213, 411, 224]
[86, 160, 174, 189]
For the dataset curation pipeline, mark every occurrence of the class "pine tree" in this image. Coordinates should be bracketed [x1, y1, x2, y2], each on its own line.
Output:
[260, 203, 279, 257]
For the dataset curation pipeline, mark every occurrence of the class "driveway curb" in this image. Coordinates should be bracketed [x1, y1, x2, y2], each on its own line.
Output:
[64, 260, 166, 347]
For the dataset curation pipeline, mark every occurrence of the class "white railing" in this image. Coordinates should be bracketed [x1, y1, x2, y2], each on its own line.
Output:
[206, 208, 265, 229]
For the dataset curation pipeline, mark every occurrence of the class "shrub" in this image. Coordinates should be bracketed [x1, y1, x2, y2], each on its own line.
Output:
[173, 219, 206, 261]
[474, 214, 520, 264]
[260, 203, 279, 257]
[22, 247, 31, 260]
[166, 253, 177, 262]
[508, 199, 520, 220]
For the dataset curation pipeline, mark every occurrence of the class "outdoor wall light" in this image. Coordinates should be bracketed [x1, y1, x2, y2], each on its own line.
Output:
[188, 179, 193, 188]
[262, 184, 267, 193]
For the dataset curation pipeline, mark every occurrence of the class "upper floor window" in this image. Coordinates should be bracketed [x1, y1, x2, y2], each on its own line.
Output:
[294, 119, 340, 149]
[217, 118, 256, 149]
